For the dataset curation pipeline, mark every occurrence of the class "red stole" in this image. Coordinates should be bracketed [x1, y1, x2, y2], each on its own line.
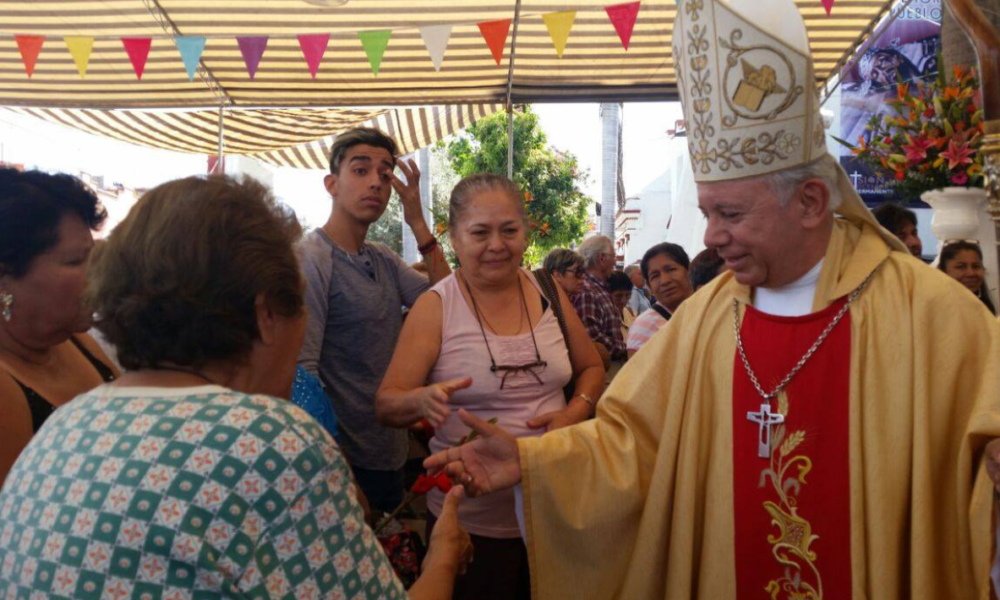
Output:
[733, 298, 852, 599]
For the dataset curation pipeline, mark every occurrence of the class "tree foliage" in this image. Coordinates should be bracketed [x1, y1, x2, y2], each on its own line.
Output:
[366, 192, 403, 254]
[441, 107, 591, 265]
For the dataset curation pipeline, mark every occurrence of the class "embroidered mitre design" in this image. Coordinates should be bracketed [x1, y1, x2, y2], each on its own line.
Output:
[673, 0, 828, 182]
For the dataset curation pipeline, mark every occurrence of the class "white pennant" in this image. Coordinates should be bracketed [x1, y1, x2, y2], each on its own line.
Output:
[420, 24, 452, 71]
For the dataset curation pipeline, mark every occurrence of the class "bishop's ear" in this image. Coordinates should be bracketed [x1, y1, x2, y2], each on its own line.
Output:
[796, 179, 832, 228]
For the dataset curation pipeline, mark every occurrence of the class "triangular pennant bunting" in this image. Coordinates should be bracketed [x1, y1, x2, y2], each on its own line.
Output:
[15, 35, 44, 78]
[821, 0, 835, 14]
[63, 36, 94, 78]
[297, 33, 330, 78]
[358, 30, 391, 75]
[478, 19, 511, 66]
[542, 11, 576, 58]
[420, 25, 452, 71]
[121, 38, 152, 80]
[175, 37, 206, 81]
[236, 36, 268, 80]
[605, 2, 641, 50]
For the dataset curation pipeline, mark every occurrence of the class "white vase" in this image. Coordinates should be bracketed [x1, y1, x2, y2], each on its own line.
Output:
[921, 187, 989, 243]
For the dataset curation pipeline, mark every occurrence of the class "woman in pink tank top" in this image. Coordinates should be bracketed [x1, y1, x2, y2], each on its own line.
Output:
[377, 174, 605, 600]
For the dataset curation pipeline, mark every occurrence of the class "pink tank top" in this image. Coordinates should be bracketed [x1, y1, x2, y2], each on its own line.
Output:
[425, 269, 572, 538]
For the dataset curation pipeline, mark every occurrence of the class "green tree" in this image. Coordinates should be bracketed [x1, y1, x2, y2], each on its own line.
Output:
[366, 192, 403, 254]
[442, 107, 591, 266]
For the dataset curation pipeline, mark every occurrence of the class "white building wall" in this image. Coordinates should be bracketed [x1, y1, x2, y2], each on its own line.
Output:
[623, 170, 672, 265]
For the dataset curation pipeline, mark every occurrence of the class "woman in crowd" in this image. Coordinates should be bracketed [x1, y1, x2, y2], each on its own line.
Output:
[689, 247, 726, 291]
[938, 240, 997, 315]
[376, 174, 604, 600]
[0, 169, 118, 483]
[627, 242, 693, 356]
[541, 248, 586, 297]
[0, 175, 470, 600]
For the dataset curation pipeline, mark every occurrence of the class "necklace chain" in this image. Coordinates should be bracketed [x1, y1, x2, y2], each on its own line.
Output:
[733, 264, 881, 402]
[460, 272, 542, 368]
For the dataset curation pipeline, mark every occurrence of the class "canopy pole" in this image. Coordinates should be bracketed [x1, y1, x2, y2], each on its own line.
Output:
[505, 0, 523, 179]
[217, 104, 225, 174]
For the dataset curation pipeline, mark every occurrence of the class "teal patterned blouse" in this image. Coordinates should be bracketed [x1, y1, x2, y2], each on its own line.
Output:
[0, 385, 408, 600]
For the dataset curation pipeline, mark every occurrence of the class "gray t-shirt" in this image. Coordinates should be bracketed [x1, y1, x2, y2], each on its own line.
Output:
[298, 229, 430, 470]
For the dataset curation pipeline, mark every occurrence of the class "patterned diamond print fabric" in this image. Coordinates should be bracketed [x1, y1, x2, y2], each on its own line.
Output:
[0, 387, 406, 600]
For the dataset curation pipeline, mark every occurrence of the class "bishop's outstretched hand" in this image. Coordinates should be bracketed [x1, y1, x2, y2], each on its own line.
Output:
[424, 409, 522, 497]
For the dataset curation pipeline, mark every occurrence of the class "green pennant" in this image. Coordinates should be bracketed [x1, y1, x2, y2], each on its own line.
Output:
[358, 30, 391, 76]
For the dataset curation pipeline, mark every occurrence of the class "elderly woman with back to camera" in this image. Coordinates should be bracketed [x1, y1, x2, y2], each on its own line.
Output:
[0, 169, 119, 484]
[0, 175, 471, 600]
[376, 174, 604, 600]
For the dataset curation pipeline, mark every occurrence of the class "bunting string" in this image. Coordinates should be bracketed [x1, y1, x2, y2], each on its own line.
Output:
[2, 2, 660, 79]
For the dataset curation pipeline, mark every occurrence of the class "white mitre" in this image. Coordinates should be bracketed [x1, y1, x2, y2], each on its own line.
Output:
[672, 0, 908, 252]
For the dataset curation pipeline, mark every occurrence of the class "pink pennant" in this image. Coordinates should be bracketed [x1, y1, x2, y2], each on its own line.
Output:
[821, 0, 835, 15]
[236, 36, 269, 80]
[297, 33, 330, 79]
[121, 38, 152, 80]
[605, 2, 641, 50]
[15, 35, 44, 77]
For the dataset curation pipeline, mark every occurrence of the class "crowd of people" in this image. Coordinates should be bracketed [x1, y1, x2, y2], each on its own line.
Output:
[0, 125, 729, 599]
[1, 119, 997, 598]
[0, 5, 999, 590]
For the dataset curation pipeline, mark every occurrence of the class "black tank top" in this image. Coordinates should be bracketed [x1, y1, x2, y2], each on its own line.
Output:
[11, 336, 117, 432]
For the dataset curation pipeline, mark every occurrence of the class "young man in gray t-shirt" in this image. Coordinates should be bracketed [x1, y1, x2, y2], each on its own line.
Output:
[297, 128, 450, 513]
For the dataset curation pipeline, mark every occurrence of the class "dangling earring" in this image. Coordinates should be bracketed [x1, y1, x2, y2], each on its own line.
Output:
[0, 291, 11, 323]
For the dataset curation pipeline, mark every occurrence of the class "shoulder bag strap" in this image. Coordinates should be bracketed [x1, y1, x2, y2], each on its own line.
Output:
[532, 268, 572, 356]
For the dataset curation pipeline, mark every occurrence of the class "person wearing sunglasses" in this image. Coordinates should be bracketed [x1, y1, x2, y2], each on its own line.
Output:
[376, 174, 604, 600]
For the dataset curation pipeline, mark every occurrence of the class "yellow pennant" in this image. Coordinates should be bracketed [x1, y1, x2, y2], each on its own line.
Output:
[64, 36, 94, 78]
[542, 11, 576, 58]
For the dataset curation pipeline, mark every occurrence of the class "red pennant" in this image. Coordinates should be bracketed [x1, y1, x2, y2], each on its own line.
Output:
[121, 38, 152, 80]
[478, 19, 512, 66]
[605, 2, 641, 50]
[15, 35, 45, 77]
[297, 33, 330, 79]
[821, 0, 835, 14]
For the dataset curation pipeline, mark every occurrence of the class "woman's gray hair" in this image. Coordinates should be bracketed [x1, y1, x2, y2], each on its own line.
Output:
[577, 235, 614, 268]
[760, 152, 843, 211]
[543, 248, 584, 274]
[448, 173, 525, 230]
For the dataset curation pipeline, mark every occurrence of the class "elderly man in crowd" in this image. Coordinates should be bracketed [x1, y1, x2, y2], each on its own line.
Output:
[571, 235, 627, 361]
[425, 0, 1000, 597]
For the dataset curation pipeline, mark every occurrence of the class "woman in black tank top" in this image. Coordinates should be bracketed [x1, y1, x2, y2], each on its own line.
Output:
[12, 337, 117, 432]
[0, 169, 119, 482]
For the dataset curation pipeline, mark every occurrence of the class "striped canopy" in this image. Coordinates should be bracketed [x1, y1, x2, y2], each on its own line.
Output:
[8, 103, 501, 169]
[0, 0, 899, 167]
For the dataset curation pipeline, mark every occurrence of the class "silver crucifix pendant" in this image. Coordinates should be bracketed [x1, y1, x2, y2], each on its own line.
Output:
[747, 403, 784, 458]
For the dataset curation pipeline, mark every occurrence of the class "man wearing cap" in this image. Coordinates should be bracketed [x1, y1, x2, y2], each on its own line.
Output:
[425, 0, 1000, 598]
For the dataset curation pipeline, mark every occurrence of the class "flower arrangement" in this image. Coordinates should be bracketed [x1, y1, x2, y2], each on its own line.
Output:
[837, 65, 986, 197]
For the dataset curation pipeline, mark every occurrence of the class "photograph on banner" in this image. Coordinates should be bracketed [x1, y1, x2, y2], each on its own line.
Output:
[838, 0, 942, 205]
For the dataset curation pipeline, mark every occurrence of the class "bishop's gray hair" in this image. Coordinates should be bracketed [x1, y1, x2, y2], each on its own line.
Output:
[761, 153, 843, 212]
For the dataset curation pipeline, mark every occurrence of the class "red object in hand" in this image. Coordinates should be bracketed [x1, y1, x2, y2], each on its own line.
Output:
[411, 471, 453, 494]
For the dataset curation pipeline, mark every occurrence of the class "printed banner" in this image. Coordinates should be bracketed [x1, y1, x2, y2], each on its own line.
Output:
[838, 0, 942, 205]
